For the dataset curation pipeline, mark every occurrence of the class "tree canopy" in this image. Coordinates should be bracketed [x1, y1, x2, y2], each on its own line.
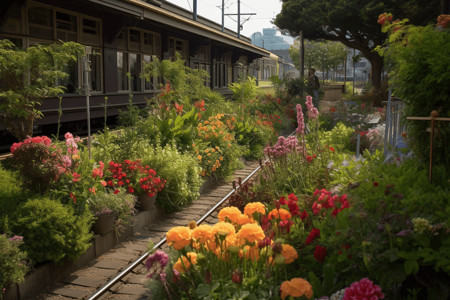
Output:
[275, 0, 441, 89]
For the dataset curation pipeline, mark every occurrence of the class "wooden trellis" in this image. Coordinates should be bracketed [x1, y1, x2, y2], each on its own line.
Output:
[407, 110, 450, 183]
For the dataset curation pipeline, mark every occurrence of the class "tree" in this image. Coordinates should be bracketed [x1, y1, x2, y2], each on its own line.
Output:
[274, 0, 441, 89]
[0, 40, 84, 141]
[289, 40, 346, 80]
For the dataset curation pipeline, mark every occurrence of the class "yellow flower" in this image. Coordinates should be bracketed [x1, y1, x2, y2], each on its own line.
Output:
[268, 208, 291, 220]
[280, 278, 313, 299]
[281, 244, 298, 264]
[191, 224, 213, 244]
[166, 226, 191, 250]
[212, 221, 235, 237]
[244, 202, 266, 216]
[173, 252, 198, 273]
[237, 223, 265, 244]
[218, 207, 242, 224]
[72, 154, 80, 160]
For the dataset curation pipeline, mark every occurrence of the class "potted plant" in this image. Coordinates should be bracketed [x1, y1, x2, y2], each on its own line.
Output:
[105, 160, 166, 211]
[87, 191, 136, 235]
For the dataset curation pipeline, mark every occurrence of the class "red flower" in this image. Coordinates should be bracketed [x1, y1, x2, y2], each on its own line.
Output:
[72, 172, 81, 182]
[305, 228, 320, 245]
[70, 192, 76, 203]
[300, 210, 309, 221]
[231, 269, 243, 285]
[313, 245, 327, 262]
[329, 146, 335, 152]
[343, 278, 384, 300]
[113, 190, 120, 194]
[373, 182, 379, 187]
[306, 156, 313, 162]
[279, 219, 294, 233]
[174, 102, 183, 114]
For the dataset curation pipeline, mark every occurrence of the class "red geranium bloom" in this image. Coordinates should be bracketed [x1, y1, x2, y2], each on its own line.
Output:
[305, 228, 320, 245]
[314, 245, 327, 262]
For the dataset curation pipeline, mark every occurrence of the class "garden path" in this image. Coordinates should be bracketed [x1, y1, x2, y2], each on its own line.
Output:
[35, 160, 260, 300]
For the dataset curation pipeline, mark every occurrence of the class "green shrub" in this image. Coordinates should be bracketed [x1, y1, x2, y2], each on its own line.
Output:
[319, 122, 354, 153]
[379, 20, 450, 167]
[0, 163, 28, 232]
[140, 144, 203, 213]
[0, 234, 28, 293]
[10, 197, 92, 264]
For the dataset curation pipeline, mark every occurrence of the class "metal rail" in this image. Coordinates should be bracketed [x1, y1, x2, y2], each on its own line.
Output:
[87, 160, 266, 300]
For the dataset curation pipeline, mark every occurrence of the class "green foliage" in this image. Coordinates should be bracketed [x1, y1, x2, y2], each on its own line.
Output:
[378, 21, 450, 167]
[0, 163, 28, 229]
[274, 0, 440, 89]
[10, 197, 92, 265]
[138, 107, 200, 152]
[319, 122, 354, 153]
[228, 77, 258, 103]
[140, 144, 203, 213]
[0, 39, 85, 140]
[0, 234, 28, 292]
[87, 191, 135, 230]
[142, 54, 210, 102]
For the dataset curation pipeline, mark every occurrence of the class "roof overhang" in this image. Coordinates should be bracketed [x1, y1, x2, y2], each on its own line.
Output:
[88, 0, 270, 57]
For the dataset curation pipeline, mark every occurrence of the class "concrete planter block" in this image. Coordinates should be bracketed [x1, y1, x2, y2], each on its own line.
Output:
[94, 231, 117, 257]
[4, 284, 18, 300]
[18, 264, 51, 299]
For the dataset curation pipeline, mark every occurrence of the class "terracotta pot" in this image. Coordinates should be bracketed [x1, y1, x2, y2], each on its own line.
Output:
[137, 193, 157, 211]
[92, 211, 117, 235]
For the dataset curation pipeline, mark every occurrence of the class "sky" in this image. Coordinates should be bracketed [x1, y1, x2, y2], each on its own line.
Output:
[164, 0, 293, 42]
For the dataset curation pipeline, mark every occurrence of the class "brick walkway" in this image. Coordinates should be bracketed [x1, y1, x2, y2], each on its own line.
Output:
[35, 160, 260, 300]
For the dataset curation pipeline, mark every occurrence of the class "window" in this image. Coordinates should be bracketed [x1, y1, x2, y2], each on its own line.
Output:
[89, 51, 102, 92]
[56, 11, 77, 41]
[129, 53, 141, 92]
[117, 52, 128, 91]
[81, 18, 101, 46]
[143, 55, 159, 91]
[28, 6, 53, 39]
[168, 37, 188, 59]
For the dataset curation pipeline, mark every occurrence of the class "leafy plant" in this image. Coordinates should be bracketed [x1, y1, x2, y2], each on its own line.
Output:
[228, 76, 258, 103]
[0, 234, 28, 293]
[377, 15, 450, 167]
[87, 191, 135, 232]
[0, 39, 85, 140]
[140, 144, 203, 213]
[10, 197, 92, 265]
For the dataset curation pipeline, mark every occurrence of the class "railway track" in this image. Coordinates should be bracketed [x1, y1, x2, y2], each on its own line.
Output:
[37, 159, 264, 300]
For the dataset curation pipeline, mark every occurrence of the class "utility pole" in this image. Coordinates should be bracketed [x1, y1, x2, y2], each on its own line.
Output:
[224, 0, 256, 38]
[299, 31, 304, 78]
[193, 0, 197, 21]
[221, 0, 225, 32]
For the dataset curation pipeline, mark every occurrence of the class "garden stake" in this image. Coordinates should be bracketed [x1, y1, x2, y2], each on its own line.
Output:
[407, 110, 450, 183]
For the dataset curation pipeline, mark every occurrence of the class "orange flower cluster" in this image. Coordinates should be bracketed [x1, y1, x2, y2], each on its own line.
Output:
[280, 278, 313, 299]
[173, 252, 197, 273]
[197, 114, 235, 143]
[268, 208, 292, 220]
[193, 145, 223, 176]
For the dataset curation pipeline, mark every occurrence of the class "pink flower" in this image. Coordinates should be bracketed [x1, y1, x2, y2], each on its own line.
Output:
[146, 250, 169, 279]
[296, 104, 305, 134]
[343, 278, 384, 300]
[305, 96, 319, 119]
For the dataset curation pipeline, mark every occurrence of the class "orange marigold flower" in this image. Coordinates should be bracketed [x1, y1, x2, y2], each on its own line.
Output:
[166, 226, 191, 250]
[191, 224, 213, 244]
[225, 232, 244, 248]
[238, 223, 265, 244]
[173, 252, 198, 273]
[236, 214, 254, 225]
[244, 202, 266, 216]
[238, 245, 260, 261]
[280, 278, 313, 299]
[268, 208, 291, 220]
[218, 207, 242, 224]
[212, 221, 235, 237]
[281, 244, 298, 264]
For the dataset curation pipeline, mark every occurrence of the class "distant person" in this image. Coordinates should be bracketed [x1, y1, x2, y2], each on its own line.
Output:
[307, 68, 320, 108]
